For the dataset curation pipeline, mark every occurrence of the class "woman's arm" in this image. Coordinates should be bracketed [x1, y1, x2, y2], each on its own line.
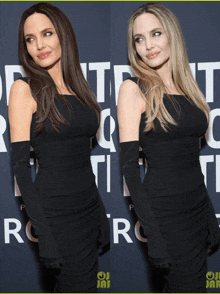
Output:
[117, 79, 145, 142]
[117, 79, 170, 268]
[9, 79, 36, 142]
[9, 81, 61, 266]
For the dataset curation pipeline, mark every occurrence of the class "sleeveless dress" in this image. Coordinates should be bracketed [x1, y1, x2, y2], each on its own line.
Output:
[131, 77, 220, 292]
[20, 78, 110, 292]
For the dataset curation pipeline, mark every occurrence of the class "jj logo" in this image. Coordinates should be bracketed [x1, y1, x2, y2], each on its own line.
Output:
[97, 271, 110, 288]
[206, 272, 220, 288]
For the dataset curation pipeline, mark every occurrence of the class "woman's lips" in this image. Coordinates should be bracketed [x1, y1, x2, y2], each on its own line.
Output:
[38, 52, 51, 60]
[147, 52, 160, 59]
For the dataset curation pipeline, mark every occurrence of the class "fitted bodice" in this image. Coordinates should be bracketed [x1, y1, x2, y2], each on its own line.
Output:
[30, 94, 98, 143]
[30, 95, 99, 195]
[139, 95, 208, 195]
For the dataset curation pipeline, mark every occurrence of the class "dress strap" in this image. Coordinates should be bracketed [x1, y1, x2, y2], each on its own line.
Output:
[126, 76, 138, 84]
[17, 76, 29, 84]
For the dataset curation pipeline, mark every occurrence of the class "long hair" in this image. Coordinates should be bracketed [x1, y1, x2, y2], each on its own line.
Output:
[19, 2, 101, 132]
[128, 2, 209, 132]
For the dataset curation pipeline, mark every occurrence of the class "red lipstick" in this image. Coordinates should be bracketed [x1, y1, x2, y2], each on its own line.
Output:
[38, 52, 51, 60]
[147, 52, 160, 59]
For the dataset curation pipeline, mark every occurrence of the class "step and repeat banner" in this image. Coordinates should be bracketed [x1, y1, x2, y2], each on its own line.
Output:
[0, 1, 220, 293]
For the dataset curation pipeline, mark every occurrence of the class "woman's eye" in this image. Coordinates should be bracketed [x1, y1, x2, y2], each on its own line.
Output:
[134, 37, 143, 44]
[26, 37, 33, 43]
[153, 31, 162, 37]
[44, 31, 53, 37]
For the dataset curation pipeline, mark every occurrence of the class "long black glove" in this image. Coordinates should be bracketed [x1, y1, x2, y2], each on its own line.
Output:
[120, 141, 171, 269]
[11, 141, 61, 268]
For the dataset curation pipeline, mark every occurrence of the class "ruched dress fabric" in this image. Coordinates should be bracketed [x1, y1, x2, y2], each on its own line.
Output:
[20, 79, 109, 292]
[130, 78, 220, 292]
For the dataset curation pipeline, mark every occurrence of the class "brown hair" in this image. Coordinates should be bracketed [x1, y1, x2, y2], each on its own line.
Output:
[128, 2, 209, 131]
[19, 2, 101, 132]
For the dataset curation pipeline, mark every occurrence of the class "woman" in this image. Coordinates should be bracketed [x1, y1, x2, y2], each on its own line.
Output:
[118, 3, 220, 292]
[9, 2, 110, 293]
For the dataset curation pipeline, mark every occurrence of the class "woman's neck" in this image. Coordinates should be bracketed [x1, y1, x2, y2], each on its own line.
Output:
[47, 62, 73, 95]
[156, 63, 180, 95]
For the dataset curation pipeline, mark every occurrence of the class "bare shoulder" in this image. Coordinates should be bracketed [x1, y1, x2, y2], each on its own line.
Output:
[117, 79, 145, 142]
[9, 79, 36, 111]
[9, 80, 36, 142]
[119, 79, 141, 99]
[118, 79, 145, 112]
[10, 79, 30, 94]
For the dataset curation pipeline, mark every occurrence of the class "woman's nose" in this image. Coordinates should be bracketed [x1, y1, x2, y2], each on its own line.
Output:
[36, 37, 45, 50]
[145, 37, 154, 51]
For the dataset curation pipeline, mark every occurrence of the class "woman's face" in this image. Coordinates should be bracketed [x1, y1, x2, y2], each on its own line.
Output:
[133, 13, 170, 70]
[24, 13, 61, 70]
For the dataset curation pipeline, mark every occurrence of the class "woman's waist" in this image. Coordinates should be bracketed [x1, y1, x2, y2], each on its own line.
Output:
[32, 137, 92, 166]
[143, 165, 204, 196]
[37, 154, 91, 170]
[146, 154, 201, 171]
[142, 136, 201, 158]
[34, 164, 96, 196]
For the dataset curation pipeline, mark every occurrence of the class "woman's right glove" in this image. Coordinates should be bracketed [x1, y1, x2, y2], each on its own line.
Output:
[120, 141, 171, 269]
[11, 140, 61, 268]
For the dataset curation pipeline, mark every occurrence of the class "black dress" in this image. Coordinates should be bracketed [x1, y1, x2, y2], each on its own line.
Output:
[131, 78, 220, 292]
[20, 78, 110, 292]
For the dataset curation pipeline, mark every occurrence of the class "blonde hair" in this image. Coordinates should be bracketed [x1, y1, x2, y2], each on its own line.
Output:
[128, 2, 209, 131]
